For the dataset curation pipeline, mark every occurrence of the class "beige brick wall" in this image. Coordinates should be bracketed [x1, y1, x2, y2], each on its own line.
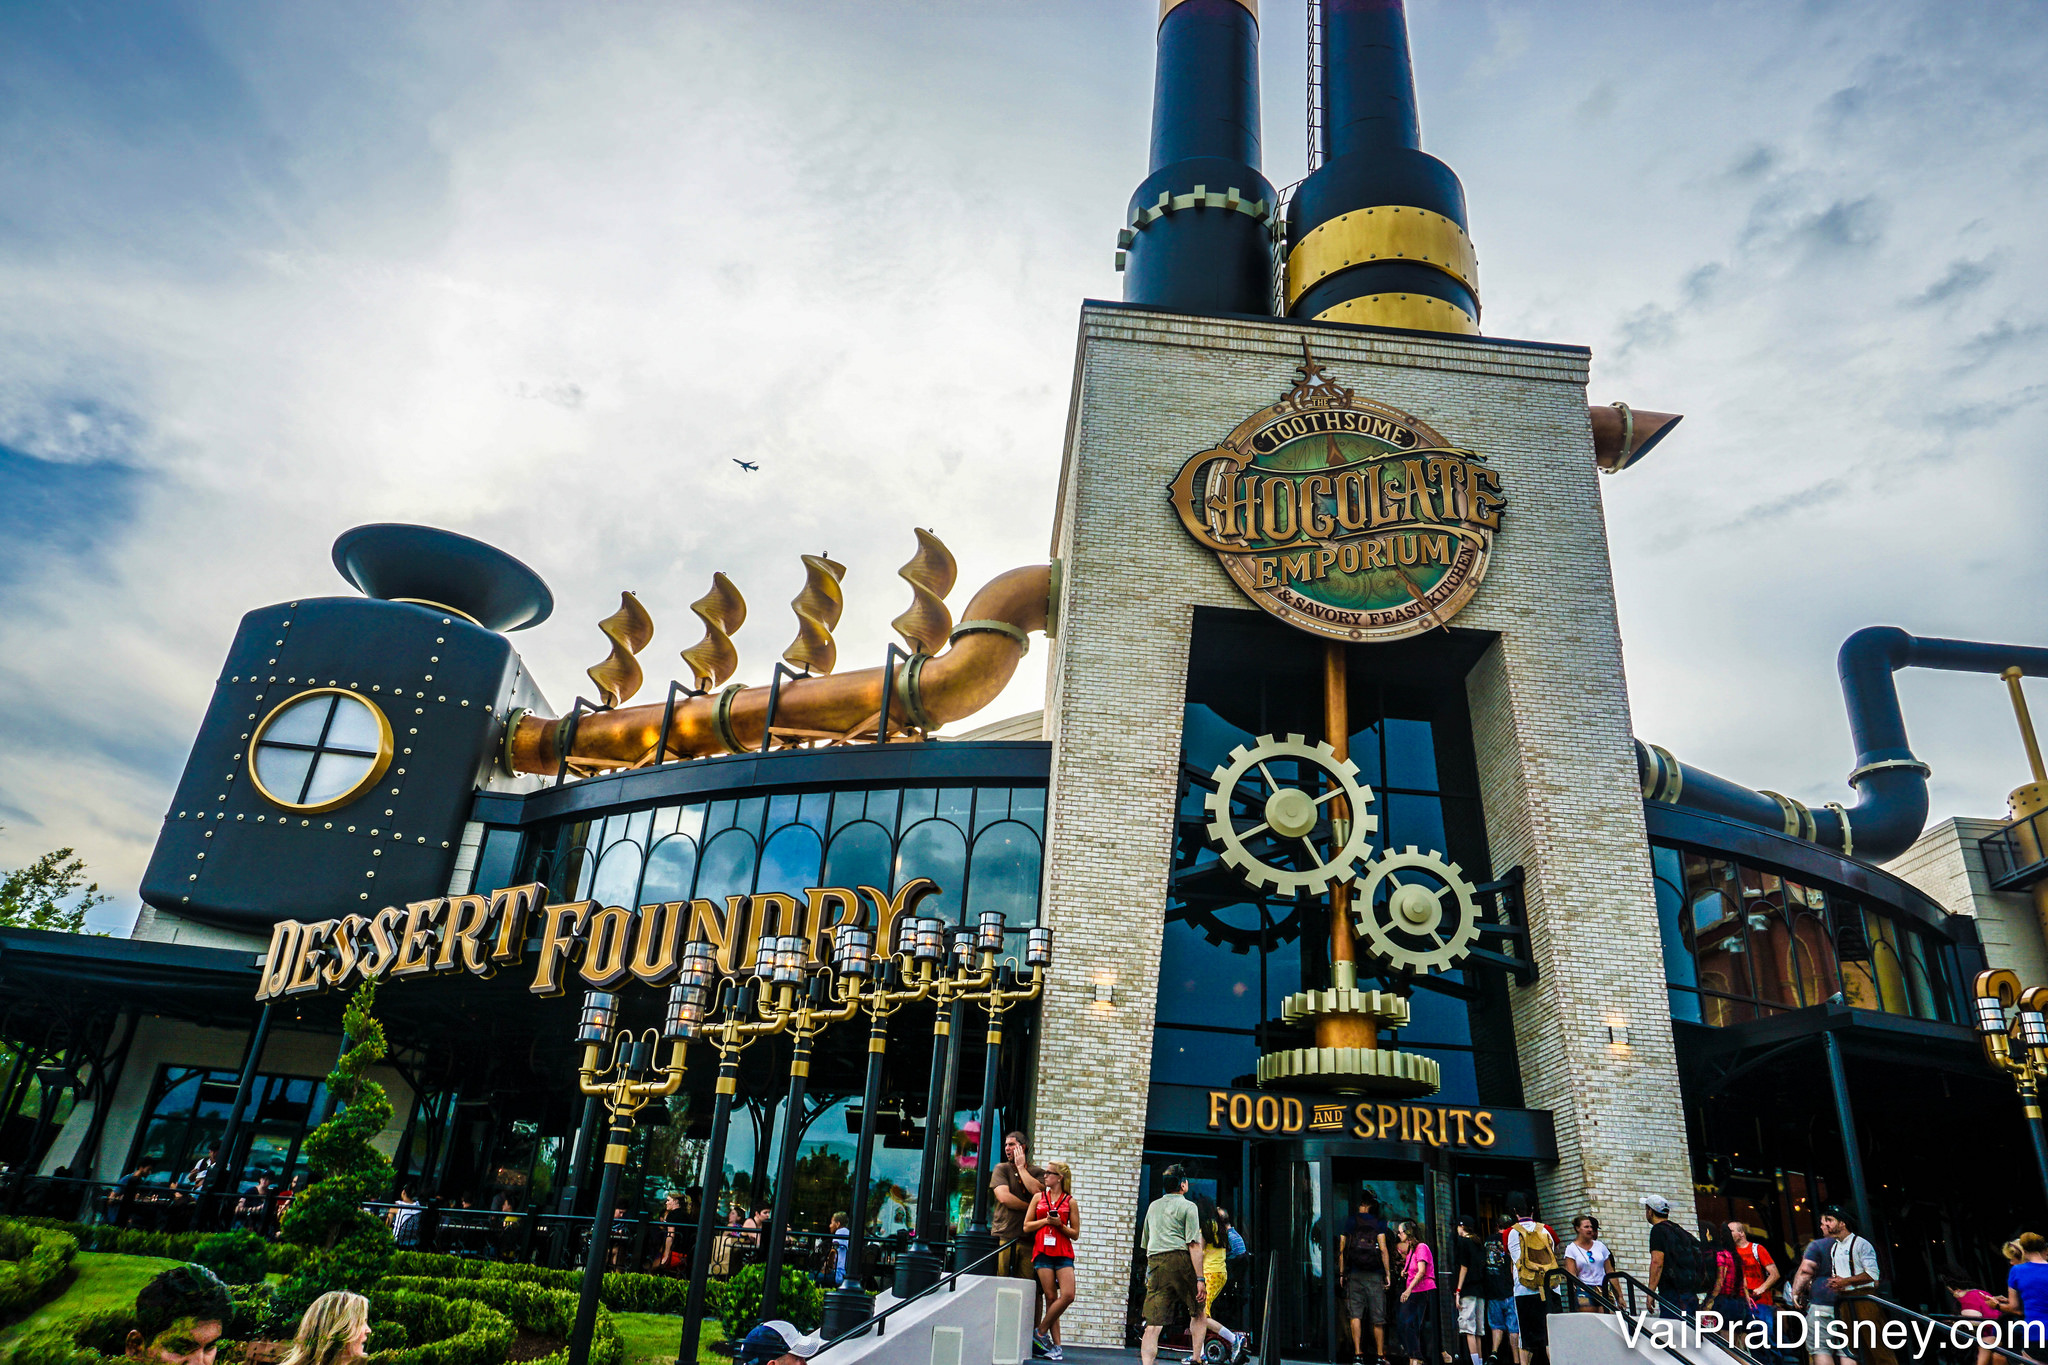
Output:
[1891, 817, 2048, 983]
[1032, 304, 1692, 1344]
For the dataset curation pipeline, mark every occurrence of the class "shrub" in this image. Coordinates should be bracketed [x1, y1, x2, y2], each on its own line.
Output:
[0, 1221, 78, 1322]
[383, 1252, 687, 1315]
[364, 1289, 512, 1365]
[705, 1264, 821, 1338]
[8, 1219, 198, 1262]
[194, 1230, 269, 1287]
[227, 1283, 274, 1339]
[273, 980, 396, 1325]
[376, 1276, 623, 1365]
[0, 1307, 136, 1365]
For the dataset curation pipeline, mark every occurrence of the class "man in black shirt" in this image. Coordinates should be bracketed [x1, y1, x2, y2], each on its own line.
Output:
[1341, 1193, 1392, 1365]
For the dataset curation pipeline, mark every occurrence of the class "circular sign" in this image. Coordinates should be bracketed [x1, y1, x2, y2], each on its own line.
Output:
[249, 688, 394, 814]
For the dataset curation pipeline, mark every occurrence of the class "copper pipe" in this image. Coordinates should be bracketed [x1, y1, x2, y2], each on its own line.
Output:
[1316, 639, 1377, 1050]
[510, 565, 1051, 774]
[1589, 403, 1682, 474]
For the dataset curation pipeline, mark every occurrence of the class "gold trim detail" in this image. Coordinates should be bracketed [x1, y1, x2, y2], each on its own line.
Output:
[1847, 757, 1932, 784]
[1642, 744, 1684, 804]
[1255, 1045, 1441, 1097]
[1280, 989, 1410, 1027]
[1160, 0, 1256, 25]
[604, 1143, 629, 1165]
[712, 683, 748, 756]
[1287, 205, 1478, 306]
[1310, 293, 1480, 335]
[1825, 801, 1853, 858]
[390, 598, 481, 627]
[248, 688, 395, 815]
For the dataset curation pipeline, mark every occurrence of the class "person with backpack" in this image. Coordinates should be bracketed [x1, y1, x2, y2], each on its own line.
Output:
[1341, 1192, 1393, 1365]
[1641, 1195, 1705, 1320]
[1788, 1206, 1884, 1365]
[1505, 1194, 1556, 1363]
[1703, 1222, 1747, 1343]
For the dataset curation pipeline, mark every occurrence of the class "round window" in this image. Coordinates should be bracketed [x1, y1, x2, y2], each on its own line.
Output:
[248, 689, 394, 814]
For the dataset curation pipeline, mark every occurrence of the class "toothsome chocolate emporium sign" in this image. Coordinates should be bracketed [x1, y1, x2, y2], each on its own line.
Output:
[253, 879, 941, 1001]
[1167, 348, 1506, 642]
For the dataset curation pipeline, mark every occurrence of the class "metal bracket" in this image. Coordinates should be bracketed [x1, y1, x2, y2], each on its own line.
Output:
[760, 662, 810, 754]
[552, 698, 600, 788]
[654, 679, 706, 767]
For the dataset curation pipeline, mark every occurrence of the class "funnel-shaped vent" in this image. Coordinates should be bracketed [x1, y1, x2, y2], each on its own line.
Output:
[331, 523, 554, 632]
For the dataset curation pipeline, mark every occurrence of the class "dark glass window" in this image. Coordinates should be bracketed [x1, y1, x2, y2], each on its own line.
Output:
[127, 1066, 328, 1187]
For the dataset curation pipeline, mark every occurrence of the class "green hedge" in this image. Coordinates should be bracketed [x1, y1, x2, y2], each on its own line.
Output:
[384, 1252, 688, 1315]
[0, 1222, 79, 1323]
[0, 1307, 136, 1365]
[377, 1277, 622, 1365]
[7, 1219, 299, 1279]
[364, 1290, 512, 1365]
[706, 1264, 821, 1337]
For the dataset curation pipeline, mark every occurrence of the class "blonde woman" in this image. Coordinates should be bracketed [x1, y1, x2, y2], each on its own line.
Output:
[1024, 1162, 1080, 1361]
[280, 1290, 371, 1365]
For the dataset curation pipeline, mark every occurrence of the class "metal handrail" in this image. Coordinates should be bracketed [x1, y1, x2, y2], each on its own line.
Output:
[1545, 1268, 1766, 1365]
[814, 1234, 1026, 1353]
[1862, 1294, 2039, 1364]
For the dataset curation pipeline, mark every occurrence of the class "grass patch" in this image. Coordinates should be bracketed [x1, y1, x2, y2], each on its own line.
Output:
[608, 1311, 722, 1365]
[0, 1251, 182, 1349]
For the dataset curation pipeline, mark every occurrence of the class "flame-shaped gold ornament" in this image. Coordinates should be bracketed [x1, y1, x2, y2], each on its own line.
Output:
[585, 591, 655, 709]
[782, 553, 847, 675]
[680, 573, 747, 692]
[890, 528, 957, 655]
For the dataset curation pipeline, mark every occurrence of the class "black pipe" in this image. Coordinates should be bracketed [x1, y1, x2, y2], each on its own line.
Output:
[552, 1094, 604, 1269]
[677, 1037, 745, 1365]
[1820, 1031, 1872, 1241]
[894, 999, 957, 1296]
[760, 980, 828, 1321]
[820, 988, 897, 1339]
[1121, 0, 1276, 316]
[213, 1003, 274, 1218]
[1640, 627, 2048, 864]
[953, 992, 1006, 1269]
[570, 1111, 634, 1365]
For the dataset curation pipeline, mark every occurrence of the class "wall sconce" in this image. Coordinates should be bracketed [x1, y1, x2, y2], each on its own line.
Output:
[1092, 978, 1117, 1008]
[1607, 1023, 1629, 1048]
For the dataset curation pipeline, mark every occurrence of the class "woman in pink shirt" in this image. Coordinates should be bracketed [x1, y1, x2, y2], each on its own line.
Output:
[1395, 1220, 1436, 1363]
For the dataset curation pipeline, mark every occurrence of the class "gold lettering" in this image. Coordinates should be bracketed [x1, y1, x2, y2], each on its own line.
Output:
[1364, 537, 1389, 569]
[1300, 474, 1334, 538]
[1256, 557, 1279, 588]
[1396, 533, 1419, 567]
[684, 896, 750, 973]
[258, 921, 302, 1000]
[1213, 474, 1258, 540]
[1255, 1095, 1280, 1133]
[804, 887, 863, 962]
[437, 895, 492, 973]
[1399, 1106, 1413, 1142]
[1352, 1102, 1376, 1139]
[1473, 1111, 1496, 1147]
[1338, 541, 1362, 574]
[1370, 465, 1400, 528]
[1209, 1092, 1228, 1130]
[358, 906, 404, 980]
[324, 914, 367, 988]
[285, 920, 336, 996]
[1282, 551, 1313, 584]
[1421, 533, 1452, 566]
[857, 878, 942, 957]
[1315, 547, 1338, 578]
[1282, 1097, 1304, 1133]
[1413, 1108, 1436, 1146]
[1259, 476, 1296, 541]
[580, 904, 637, 988]
[1449, 1109, 1472, 1146]
[745, 892, 802, 968]
[1336, 470, 1371, 532]
[629, 901, 687, 985]
[1426, 457, 1467, 521]
[1378, 1103, 1398, 1140]
[488, 884, 545, 969]
[1230, 1093, 1253, 1130]
[1469, 467, 1504, 530]
[390, 899, 446, 977]
[529, 900, 594, 997]
[1397, 460, 1439, 522]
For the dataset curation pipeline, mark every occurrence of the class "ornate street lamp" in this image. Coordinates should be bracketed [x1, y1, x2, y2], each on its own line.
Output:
[568, 989, 691, 1365]
[1974, 968, 2048, 1209]
[954, 920, 1052, 1268]
[894, 923, 994, 1296]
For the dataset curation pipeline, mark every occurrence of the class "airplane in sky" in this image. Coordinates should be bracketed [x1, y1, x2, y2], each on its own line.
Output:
[732, 459, 759, 471]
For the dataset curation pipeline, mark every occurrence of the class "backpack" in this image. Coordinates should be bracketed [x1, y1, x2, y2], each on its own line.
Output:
[1346, 1219, 1384, 1273]
[1481, 1239, 1515, 1299]
[1513, 1223, 1558, 1291]
[1658, 1222, 1712, 1296]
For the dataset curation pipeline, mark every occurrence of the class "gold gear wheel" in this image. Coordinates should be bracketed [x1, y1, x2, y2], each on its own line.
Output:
[1204, 733, 1378, 896]
[1354, 846, 1482, 974]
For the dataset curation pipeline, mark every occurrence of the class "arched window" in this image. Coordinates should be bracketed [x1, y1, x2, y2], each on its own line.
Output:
[823, 822, 893, 901]
[589, 840, 646, 909]
[965, 821, 1042, 929]
[757, 824, 824, 898]
[696, 828, 760, 905]
[896, 819, 968, 923]
[640, 834, 700, 906]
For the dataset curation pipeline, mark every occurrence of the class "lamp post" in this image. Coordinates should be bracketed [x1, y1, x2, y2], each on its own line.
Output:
[819, 917, 942, 1339]
[953, 919, 1052, 1270]
[1974, 969, 2048, 1209]
[676, 945, 788, 1365]
[568, 987, 695, 1365]
[894, 924, 993, 1296]
[755, 933, 861, 1321]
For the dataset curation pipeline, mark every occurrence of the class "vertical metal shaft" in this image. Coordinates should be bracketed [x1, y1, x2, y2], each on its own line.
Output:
[569, 1115, 631, 1365]
[969, 1007, 1002, 1233]
[895, 998, 956, 1295]
[821, 1009, 891, 1337]
[678, 1057, 740, 1365]
[930, 995, 967, 1244]
[552, 1095, 604, 1269]
[758, 1034, 813, 1320]
[1325, 640, 1356, 987]
[2006, 667, 2048, 784]
[1820, 1030, 1873, 1238]
[214, 1001, 274, 1219]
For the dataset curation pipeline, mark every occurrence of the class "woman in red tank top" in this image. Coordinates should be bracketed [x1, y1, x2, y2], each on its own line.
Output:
[1024, 1162, 1081, 1361]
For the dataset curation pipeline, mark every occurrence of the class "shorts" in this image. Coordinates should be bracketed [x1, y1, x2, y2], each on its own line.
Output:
[1034, 1255, 1074, 1271]
[1488, 1297, 1519, 1334]
[1144, 1250, 1203, 1324]
[1457, 1296, 1483, 1336]
[1344, 1271, 1388, 1326]
[996, 1240, 1035, 1279]
[1808, 1304, 1856, 1361]
[1515, 1293, 1549, 1347]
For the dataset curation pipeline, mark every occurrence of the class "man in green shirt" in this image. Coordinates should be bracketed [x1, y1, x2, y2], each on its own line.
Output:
[1140, 1165, 1209, 1365]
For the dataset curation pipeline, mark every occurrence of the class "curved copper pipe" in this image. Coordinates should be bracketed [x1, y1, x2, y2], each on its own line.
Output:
[509, 564, 1051, 774]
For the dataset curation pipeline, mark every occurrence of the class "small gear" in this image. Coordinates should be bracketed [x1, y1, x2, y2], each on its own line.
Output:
[1353, 846, 1482, 973]
[1204, 733, 1378, 896]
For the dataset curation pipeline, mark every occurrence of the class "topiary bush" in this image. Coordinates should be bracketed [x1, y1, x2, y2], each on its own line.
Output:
[705, 1263, 821, 1338]
[0, 1221, 78, 1322]
[376, 1276, 622, 1365]
[363, 1289, 512, 1365]
[384, 1251, 688, 1314]
[272, 980, 396, 1328]
[193, 1230, 269, 1287]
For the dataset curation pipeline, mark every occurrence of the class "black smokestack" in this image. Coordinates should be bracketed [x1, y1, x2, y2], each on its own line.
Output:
[1285, 0, 1478, 333]
[1117, 0, 1276, 317]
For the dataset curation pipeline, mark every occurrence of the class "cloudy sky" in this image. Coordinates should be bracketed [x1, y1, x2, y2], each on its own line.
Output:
[3, 0, 2045, 933]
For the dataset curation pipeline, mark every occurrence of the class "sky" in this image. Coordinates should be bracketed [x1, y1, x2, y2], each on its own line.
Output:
[2, 0, 2045, 934]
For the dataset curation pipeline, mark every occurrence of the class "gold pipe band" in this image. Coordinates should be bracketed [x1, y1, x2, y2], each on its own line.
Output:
[1847, 757, 1932, 785]
[712, 683, 747, 756]
[1161, 0, 1255, 22]
[791, 1059, 810, 1078]
[605, 1143, 629, 1164]
[870, 1037, 887, 1054]
[1286, 205, 1478, 307]
[390, 598, 482, 627]
[1825, 802, 1853, 858]
[896, 652, 935, 732]
[987, 1028, 1002, 1046]
[951, 619, 1031, 653]
[1642, 744, 1684, 804]
[935, 1019, 950, 1037]
[1311, 293, 1479, 335]
[715, 1075, 737, 1095]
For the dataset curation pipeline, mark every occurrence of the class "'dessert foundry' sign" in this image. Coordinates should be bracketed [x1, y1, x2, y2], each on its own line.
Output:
[1166, 353, 1506, 643]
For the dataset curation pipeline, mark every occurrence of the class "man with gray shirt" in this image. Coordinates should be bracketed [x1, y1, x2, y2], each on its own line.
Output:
[1139, 1165, 1209, 1365]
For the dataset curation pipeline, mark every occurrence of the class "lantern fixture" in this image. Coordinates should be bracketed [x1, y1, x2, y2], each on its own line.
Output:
[949, 925, 976, 967]
[835, 924, 874, 976]
[772, 934, 807, 987]
[913, 918, 945, 963]
[664, 983, 707, 1041]
[1025, 926, 1053, 968]
[577, 990, 621, 1045]
[976, 910, 1006, 954]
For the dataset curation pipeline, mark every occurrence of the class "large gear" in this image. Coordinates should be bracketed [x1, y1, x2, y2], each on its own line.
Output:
[1204, 734, 1378, 896]
[1353, 846, 1483, 973]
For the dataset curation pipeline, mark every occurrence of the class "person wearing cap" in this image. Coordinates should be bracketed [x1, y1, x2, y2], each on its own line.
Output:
[732, 1320, 825, 1365]
[1788, 1207, 1882, 1365]
[1641, 1194, 1701, 1321]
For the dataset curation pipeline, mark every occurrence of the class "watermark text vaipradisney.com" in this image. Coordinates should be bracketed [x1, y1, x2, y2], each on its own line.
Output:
[1617, 1310, 2045, 1356]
